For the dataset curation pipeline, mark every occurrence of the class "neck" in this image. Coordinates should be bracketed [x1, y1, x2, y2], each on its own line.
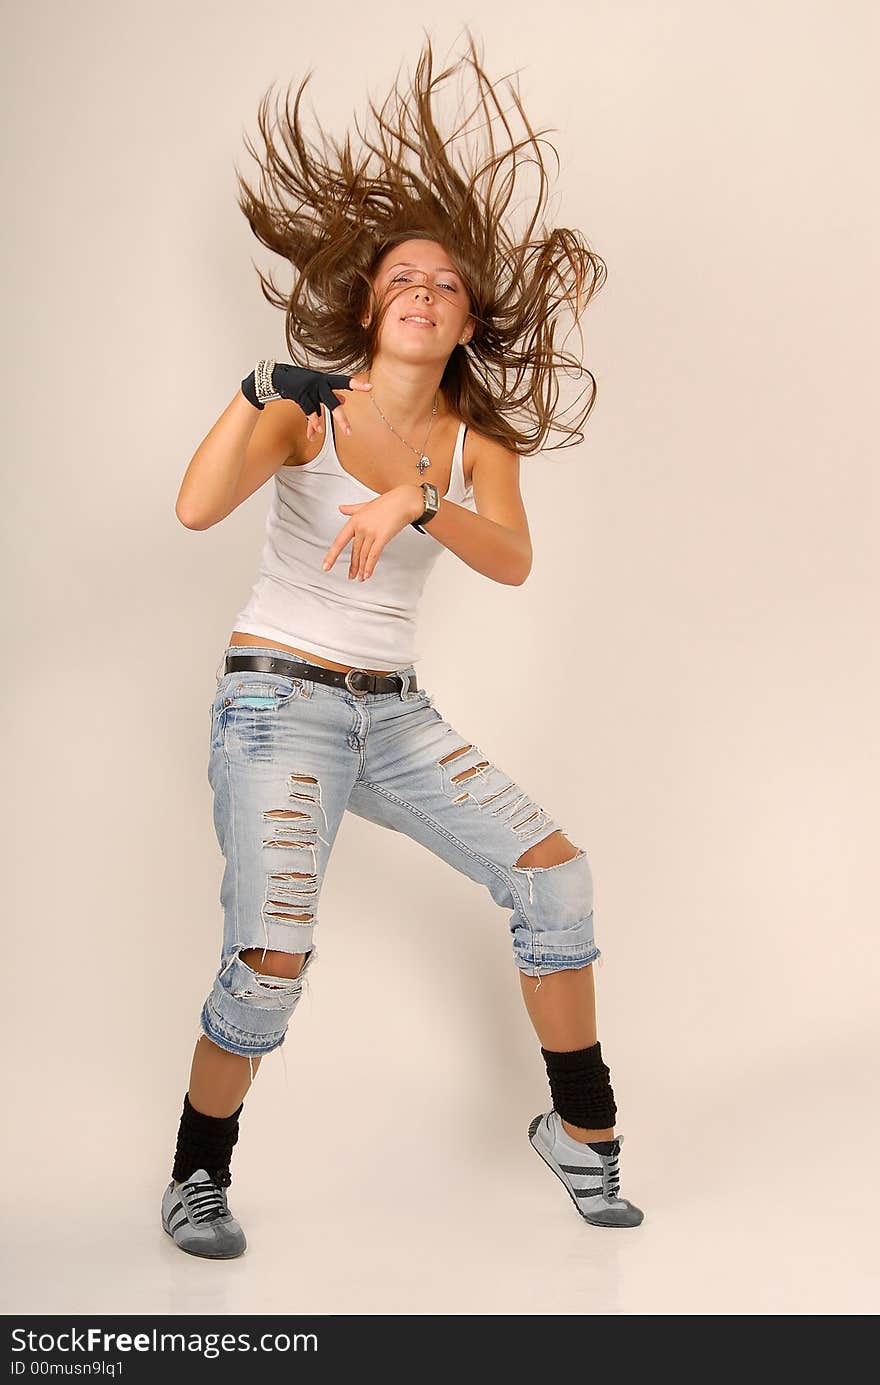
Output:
[365, 356, 447, 432]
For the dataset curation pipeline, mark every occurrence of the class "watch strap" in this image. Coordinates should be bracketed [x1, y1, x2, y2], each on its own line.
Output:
[411, 481, 440, 533]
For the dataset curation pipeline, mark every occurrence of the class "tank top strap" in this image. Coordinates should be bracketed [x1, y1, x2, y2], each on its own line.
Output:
[451, 419, 467, 495]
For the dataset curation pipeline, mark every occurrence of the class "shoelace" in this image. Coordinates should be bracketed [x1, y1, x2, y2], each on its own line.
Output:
[601, 1152, 621, 1201]
[182, 1176, 229, 1224]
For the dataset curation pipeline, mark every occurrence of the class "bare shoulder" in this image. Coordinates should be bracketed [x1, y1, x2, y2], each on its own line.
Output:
[464, 426, 521, 490]
[463, 427, 529, 547]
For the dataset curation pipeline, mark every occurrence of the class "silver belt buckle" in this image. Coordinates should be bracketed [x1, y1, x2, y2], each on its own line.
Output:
[344, 668, 371, 697]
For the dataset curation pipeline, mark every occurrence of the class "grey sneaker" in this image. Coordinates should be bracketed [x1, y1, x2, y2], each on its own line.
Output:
[161, 1169, 247, 1259]
[528, 1111, 644, 1227]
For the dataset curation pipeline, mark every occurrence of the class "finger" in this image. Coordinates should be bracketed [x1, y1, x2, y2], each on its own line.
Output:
[324, 372, 370, 392]
[358, 535, 381, 581]
[331, 392, 355, 432]
[318, 377, 358, 424]
[349, 533, 364, 580]
[354, 534, 367, 580]
[321, 522, 354, 572]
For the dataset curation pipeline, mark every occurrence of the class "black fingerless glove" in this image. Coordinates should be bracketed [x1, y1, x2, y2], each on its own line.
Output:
[241, 362, 356, 417]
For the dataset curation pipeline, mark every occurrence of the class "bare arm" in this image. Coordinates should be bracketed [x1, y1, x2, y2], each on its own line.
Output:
[403, 434, 533, 585]
[175, 392, 303, 530]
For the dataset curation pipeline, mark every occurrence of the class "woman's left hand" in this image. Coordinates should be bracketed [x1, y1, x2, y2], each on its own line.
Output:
[321, 484, 424, 581]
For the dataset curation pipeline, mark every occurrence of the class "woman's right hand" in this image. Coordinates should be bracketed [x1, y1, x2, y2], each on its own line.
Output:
[241, 363, 372, 441]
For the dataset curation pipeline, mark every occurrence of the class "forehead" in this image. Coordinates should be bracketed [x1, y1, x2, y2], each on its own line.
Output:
[378, 240, 461, 274]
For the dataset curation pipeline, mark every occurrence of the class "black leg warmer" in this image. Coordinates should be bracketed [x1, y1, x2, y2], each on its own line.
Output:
[540, 1040, 617, 1130]
[171, 1092, 244, 1189]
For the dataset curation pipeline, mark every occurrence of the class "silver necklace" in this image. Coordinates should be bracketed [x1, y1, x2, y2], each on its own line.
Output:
[369, 388, 440, 477]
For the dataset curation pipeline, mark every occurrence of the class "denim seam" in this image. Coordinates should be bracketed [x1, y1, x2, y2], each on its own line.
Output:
[220, 708, 241, 959]
[356, 778, 536, 955]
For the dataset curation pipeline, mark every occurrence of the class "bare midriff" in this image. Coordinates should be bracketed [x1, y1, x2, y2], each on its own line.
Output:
[227, 631, 400, 677]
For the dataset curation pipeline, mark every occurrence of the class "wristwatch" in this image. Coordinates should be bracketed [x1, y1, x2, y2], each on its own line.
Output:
[411, 481, 441, 534]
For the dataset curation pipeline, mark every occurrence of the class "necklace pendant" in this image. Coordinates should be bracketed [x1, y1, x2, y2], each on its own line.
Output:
[416, 454, 431, 476]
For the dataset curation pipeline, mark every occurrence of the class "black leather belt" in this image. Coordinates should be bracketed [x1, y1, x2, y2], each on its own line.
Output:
[224, 653, 418, 698]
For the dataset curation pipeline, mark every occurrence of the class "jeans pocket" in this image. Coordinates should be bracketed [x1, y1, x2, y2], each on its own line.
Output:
[216, 672, 302, 714]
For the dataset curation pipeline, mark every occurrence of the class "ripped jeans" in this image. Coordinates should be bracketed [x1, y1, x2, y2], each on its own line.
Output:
[199, 644, 602, 1061]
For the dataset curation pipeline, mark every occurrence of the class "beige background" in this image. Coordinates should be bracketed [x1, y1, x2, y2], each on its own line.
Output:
[3, 1, 877, 1315]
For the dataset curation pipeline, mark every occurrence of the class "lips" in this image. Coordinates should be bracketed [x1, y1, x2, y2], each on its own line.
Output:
[400, 314, 436, 327]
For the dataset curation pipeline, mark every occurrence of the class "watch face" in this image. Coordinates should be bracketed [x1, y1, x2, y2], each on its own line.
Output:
[425, 483, 439, 506]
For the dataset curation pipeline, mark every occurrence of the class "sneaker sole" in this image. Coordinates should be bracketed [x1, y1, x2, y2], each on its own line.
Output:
[527, 1114, 641, 1229]
[161, 1214, 246, 1260]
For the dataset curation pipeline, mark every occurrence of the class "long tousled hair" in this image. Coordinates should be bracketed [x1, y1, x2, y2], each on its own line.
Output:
[235, 28, 607, 455]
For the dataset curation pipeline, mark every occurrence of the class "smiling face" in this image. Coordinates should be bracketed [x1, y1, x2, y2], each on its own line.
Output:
[363, 238, 475, 360]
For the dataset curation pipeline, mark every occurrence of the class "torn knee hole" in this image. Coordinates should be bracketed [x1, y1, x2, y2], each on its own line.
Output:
[238, 946, 310, 983]
[514, 831, 583, 869]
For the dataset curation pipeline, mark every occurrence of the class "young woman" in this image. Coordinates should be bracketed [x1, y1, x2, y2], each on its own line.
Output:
[162, 32, 644, 1259]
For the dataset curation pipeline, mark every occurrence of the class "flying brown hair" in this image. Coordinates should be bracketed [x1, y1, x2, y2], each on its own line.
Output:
[234, 28, 607, 456]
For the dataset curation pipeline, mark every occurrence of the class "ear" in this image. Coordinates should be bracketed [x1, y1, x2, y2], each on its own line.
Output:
[361, 285, 379, 331]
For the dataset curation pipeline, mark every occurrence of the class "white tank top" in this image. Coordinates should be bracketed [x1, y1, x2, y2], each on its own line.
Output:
[232, 400, 477, 669]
